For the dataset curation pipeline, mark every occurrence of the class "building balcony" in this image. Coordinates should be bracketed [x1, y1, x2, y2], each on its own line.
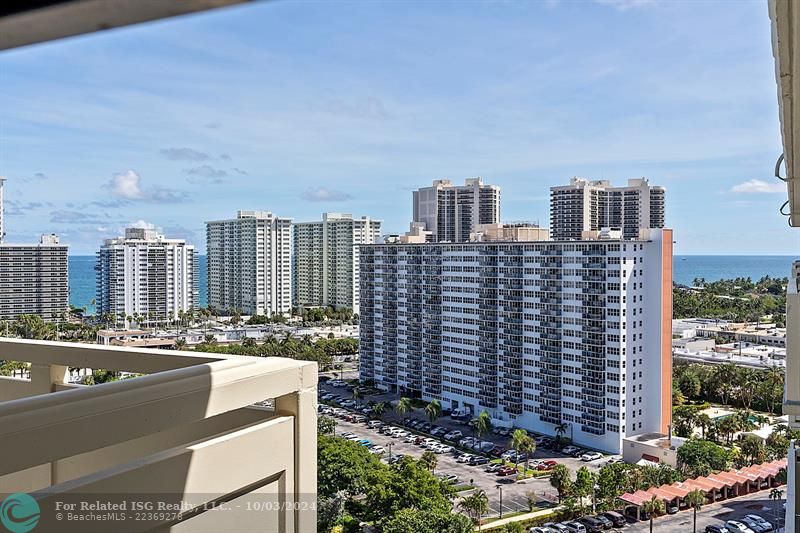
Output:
[0, 338, 317, 532]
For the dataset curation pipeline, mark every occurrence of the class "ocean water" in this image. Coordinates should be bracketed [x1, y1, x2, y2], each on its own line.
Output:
[70, 255, 208, 313]
[68, 255, 796, 313]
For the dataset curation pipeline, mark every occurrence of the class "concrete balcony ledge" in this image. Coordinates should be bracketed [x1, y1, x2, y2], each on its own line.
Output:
[0, 338, 317, 533]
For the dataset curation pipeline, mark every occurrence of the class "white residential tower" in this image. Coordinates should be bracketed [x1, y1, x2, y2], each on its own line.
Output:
[358, 229, 674, 454]
[293, 213, 381, 313]
[96, 227, 197, 324]
[206, 211, 292, 316]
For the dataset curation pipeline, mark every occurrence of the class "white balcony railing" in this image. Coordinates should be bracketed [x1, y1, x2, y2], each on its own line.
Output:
[0, 338, 317, 533]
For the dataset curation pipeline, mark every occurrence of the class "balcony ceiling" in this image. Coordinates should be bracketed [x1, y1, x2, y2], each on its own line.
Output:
[0, 0, 252, 51]
[770, 0, 800, 227]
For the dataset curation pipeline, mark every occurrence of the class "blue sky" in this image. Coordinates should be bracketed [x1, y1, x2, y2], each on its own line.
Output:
[0, 0, 797, 255]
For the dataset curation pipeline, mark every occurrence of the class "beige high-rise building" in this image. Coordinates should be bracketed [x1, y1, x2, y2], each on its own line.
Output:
[293, 213, 381, 313]
[550, 177, 665, 240]
[206, 211, 292, 316]
[411, 177, 501, 242]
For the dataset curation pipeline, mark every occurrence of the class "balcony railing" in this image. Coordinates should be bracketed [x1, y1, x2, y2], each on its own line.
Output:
[0, 338, 317, 533]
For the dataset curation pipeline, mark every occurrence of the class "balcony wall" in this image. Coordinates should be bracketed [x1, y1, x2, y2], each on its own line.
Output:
[0, 338, 317, 532]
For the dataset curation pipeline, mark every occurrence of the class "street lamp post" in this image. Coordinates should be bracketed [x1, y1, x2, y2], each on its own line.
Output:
[387, 441, 393, 459]
[592, 482, 599, 513]
[496, 484, 503, 519]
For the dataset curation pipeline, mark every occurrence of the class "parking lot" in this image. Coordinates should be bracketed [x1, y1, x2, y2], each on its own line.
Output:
[319, 380, 614, 517]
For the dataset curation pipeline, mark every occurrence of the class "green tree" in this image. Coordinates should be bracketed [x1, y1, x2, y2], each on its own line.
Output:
[317, 435, 382, 498]
[395, 396, 413, 416]
[502, 522, 525, 533]
[372, 401, 387, 419]
[380, 508, 473, 533]
[458, 490, 489, 528]
[641, 495, 665, 533]
[739, 435, 767, 466]
[509, 428, 535, 476]
[677, 439, 730, 478]
[174, 337, 187, 350]
[425, 399, 442, 424]
[318, 416, 335, 435]
[549, 464, 573, 503]
[473, 410, 492, 440]
[420, 450, 438, 472]
[12, 314, 56, 340]
[363, 457, 453, 523]
[684, 489, 706, 533]
[574, 466, 596, 513]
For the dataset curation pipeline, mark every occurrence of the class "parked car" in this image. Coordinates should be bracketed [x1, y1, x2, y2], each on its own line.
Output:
[563, 522, 587, 533]
[404, 434, 418, 443]
[431, 427, 447, 437]
[745, 515, 774, 532]
[740, 517, 768, 533]
[456, 454, 474, 463]
[569, 448, 585, 458]
[485, 463, 504, 473]
[666, 502, 679, 515]
[542, 524, 569, 532]
[725, 521, 756, 533]
[540, 438, 554, 449]
[368, 445, 385, 454]
[530, 528, 558, 533]
[561, 445, 580, 455]
[578, 517, 604, 533]
[496, 465, 517, 476]
[367, 420, 382, 429]
[469, 456, 489, 466]
[601, 511, 626, 528]
[387, 453, 405, 464]
[705, 525, 731, 533]
[537, 460, 558, 471]
[444, 430, 463, 441]
[356, 439, 372, 447]
[592, 514, 612, 529]
[439, 474, 459, 484]
[580, 451, 603, 462]
[434, 444, 453, 454]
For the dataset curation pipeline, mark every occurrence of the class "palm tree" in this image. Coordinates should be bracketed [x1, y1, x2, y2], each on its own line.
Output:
[425, 399, 442, 424]
[395, 396, 413, 416]
[640, 495, 665, 533]
[473, 410, 492, 440]
[509, 429, 535, 477]
[554, 422, 569, 444]
[174, 338, 187, 350]
[764, 367, 785, 415]
[770, 488, 784, 530]
[459, 490, 489, 530]
[371, 401, 386, 419]
[351, 387, 362, 401]
[549, 464, 572, 503]
[684, 489, 706, 533]
[420, 450, 437, 472]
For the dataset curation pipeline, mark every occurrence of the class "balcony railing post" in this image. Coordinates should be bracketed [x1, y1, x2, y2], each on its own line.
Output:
[29, 363, 68, 395]
[275, 376, 318, 533]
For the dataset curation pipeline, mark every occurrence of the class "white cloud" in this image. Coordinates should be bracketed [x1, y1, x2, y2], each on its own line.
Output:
[128, 220, 157, 230]
[105, 170, 189, 203]
[108, 170, 144, 199]
[730, 179, 786, 194]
